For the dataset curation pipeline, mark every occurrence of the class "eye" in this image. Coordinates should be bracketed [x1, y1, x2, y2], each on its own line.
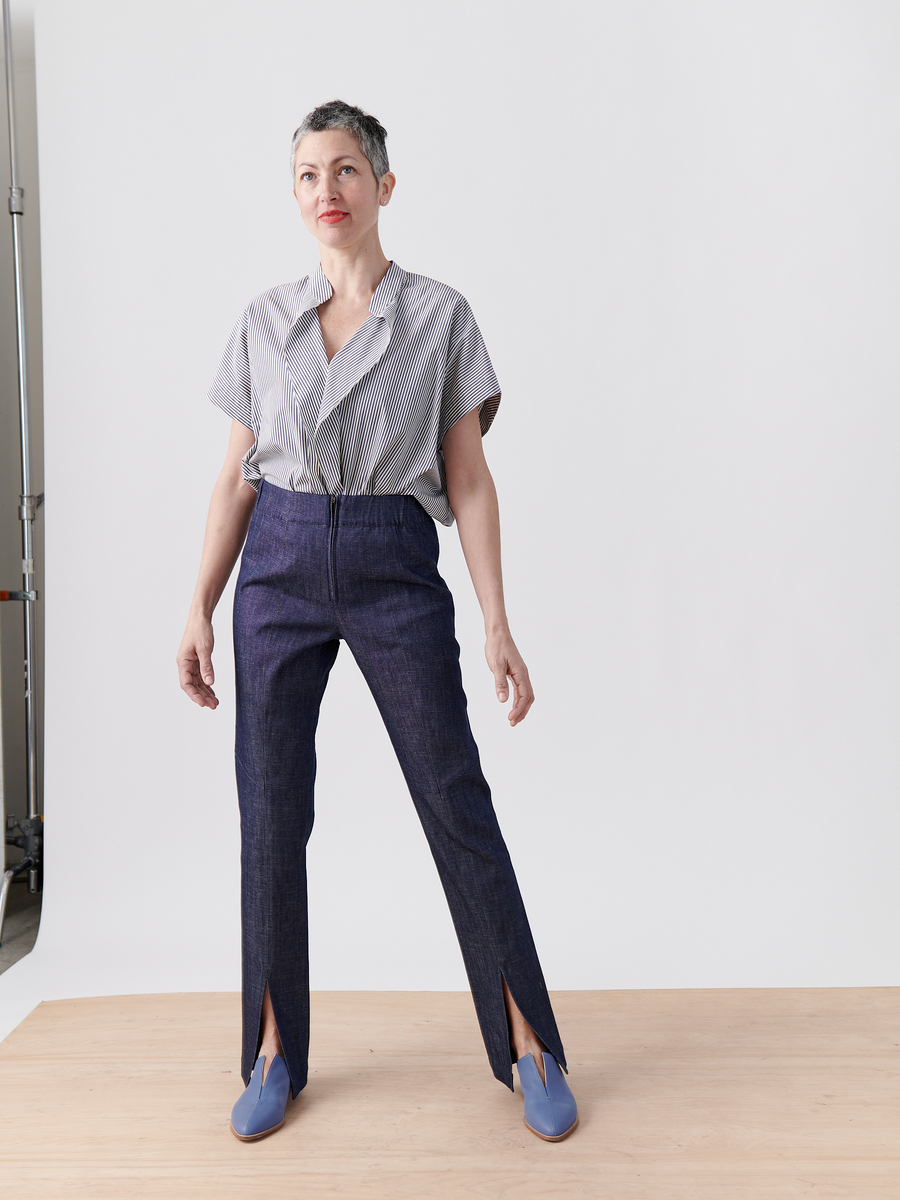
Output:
[299, 171, 314, 182]
[339, 165, 355, 175]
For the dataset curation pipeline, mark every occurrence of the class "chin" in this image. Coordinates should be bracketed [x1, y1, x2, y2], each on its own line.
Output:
[318, 222, 352, 237]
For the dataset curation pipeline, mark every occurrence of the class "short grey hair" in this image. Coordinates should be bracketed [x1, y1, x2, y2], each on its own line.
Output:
[290, 99, 390, 182]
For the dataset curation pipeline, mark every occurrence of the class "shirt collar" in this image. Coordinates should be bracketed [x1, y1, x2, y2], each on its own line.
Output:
[296, 260, 407, 322]
[368, 260, 406, 319]
[300, 261, 333, 310]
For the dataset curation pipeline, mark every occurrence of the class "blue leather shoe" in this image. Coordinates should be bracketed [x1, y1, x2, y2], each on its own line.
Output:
[515, 1052, 579, 1141]
[230, 1054, 291, 1141]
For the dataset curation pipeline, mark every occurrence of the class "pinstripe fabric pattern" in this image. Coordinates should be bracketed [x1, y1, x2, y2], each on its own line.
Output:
[209, 261, 501, 525]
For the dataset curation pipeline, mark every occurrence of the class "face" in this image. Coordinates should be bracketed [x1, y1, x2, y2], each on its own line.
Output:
[292, 129, 395, 249]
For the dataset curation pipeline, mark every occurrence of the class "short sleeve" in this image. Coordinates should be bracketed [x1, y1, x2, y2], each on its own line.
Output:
[439, 297, 501, 444]
[208, 309, 253, 429]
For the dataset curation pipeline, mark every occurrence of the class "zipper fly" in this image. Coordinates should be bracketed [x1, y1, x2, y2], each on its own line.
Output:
[328, 495, 338, 603]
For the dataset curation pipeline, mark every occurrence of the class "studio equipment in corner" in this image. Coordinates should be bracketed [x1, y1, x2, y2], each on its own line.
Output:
[0, 0, 42, 946]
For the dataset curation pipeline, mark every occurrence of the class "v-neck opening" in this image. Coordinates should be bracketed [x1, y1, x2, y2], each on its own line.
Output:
[314, 260, 397, 366]
[316, 308, 373, 368]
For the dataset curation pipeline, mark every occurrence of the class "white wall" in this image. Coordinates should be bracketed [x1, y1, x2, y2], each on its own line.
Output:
[2, 0, 899, 1041]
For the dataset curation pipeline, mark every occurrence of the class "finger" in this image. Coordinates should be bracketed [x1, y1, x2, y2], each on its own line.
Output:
[178, 640, 214, 685]
[507, 665, 534, 726]
[183, 636, 215, 687]
[189, 684, 219, 709]
[200, 653, 215, 687]
[178, 655, 219, 708]
[175, 651, 194, 690]
[493, 666, 510, 703]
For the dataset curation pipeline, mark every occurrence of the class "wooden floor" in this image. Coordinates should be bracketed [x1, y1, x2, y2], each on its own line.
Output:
[0, 988, 897, 1198]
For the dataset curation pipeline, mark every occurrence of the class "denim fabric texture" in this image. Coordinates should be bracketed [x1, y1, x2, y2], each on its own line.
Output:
[233, 480, 566, 1096]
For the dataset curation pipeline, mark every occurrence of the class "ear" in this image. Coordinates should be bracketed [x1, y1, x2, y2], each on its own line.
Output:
[379, 170, 397, 207]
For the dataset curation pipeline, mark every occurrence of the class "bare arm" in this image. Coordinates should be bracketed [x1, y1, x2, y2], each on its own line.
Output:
[442, 406, 534, 726]
[176, 419, 258, 709]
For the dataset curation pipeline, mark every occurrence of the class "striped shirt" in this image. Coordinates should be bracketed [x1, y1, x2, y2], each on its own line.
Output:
[208, 260, 501, 526]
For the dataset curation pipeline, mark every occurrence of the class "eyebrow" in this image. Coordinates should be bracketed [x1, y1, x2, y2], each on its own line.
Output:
[296, 155, 362, 170]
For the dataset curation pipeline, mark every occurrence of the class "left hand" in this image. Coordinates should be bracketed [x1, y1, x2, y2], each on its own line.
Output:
[485, 630, 534, 726]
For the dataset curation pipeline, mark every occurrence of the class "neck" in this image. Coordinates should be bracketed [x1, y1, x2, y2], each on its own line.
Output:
[318, 236, 391, 305]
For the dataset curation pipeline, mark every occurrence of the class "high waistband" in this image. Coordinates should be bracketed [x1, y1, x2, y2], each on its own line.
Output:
[255, 480, 432, 527]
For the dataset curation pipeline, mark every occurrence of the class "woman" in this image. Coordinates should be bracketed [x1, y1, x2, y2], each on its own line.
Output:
[176, 99, 578, 1144]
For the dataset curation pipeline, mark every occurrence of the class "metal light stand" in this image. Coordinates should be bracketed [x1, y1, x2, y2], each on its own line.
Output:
[0, 0, 42, 947]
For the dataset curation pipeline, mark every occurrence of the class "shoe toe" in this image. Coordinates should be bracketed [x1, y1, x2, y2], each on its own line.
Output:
[230, 1054, 291, 1140]
[516, 1052, 579, 1141]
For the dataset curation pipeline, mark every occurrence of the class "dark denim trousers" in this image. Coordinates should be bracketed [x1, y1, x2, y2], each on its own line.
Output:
[232, 481, 566, 1097]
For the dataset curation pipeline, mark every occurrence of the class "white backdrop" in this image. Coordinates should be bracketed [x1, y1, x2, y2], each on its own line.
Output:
[2, 0, 899, 1041]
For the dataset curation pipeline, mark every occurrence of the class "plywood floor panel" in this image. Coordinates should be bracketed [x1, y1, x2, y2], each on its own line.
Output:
[0, 988, 897, 1198]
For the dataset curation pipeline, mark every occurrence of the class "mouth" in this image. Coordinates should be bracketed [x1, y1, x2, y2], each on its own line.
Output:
[319, 209, 348, 224]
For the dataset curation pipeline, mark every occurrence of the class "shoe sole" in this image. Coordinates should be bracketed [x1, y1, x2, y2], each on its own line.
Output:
[524, 1114, 579, 1142]
[230, 1118, 285, 1142]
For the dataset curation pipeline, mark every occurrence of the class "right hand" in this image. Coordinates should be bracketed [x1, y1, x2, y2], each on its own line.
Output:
[177, 615, 219, 709]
